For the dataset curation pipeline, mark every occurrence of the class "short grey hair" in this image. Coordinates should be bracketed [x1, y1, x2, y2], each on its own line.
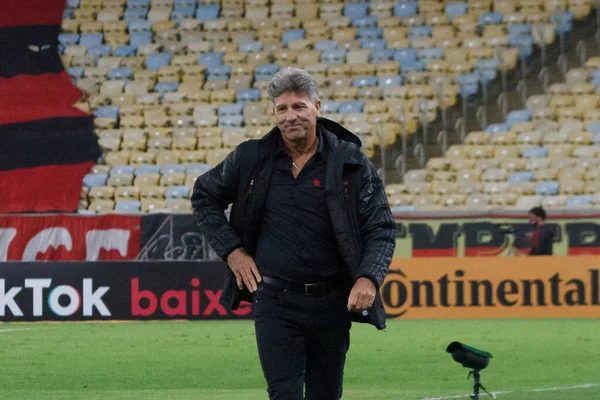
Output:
[268, 67, 319, 104]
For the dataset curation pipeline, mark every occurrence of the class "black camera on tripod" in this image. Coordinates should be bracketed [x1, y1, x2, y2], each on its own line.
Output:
[446, 342, 495, 400]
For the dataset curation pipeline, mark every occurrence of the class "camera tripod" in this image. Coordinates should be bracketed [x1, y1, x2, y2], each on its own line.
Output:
[468, 370, 496, 400]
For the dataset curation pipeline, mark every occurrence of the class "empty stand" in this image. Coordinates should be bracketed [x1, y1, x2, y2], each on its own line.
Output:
[66, 0, 591, 213]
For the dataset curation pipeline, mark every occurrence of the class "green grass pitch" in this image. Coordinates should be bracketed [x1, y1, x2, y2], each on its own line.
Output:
[1, 319, 599, 400]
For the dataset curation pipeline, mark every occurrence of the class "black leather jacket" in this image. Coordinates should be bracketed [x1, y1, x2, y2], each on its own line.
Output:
[191, 117, 396, 329]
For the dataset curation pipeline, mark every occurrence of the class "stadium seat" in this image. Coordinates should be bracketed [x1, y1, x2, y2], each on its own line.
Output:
[353, 76, 378, 88]
[219, 115, 244, 127]
[165, 185, 191, 199]
[567, 195, 593, 207]
[236, 89, 261, 102]
[115, 200, 141, 212]
[521, 146, 548, 158]
[123, 7, 149, 21]
[146, 53, 170, 70]
[96, 106, 119, 120]
[207, 64, 231, 80]
[186, 164, 212, 175]
[171, 6, 195, 20]
[59, 33, 80, 46]
[394, 1, 417, 17]
[254, 64, 279, 80]
[321, 50, 346, 64]
[67, 67, 85, 79]
[199, 52, 224, 68]
[83, 173, 108, 188]
[508, 171, 534, 184]
[535, 181, 560, 196]
[79, 33, 103, 47]
[485, 123, 509, 135]
[166, 198, 192, 212]
[338, 100, 364, 115]
[282, 29, 305, 45]
[361, 39, 387, 50]
[196, 5, 220, 22]
[154, 82, 179, 93]
[479, 12, 504, 25]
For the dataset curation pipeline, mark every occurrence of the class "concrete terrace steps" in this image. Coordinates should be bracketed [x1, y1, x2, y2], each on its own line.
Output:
[377, 12, 600, 185]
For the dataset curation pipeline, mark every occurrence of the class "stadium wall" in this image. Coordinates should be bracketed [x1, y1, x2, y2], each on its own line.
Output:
[1, 257, 600, 322]
[2, 212, 600, 261]
[0, 261, 252, 321]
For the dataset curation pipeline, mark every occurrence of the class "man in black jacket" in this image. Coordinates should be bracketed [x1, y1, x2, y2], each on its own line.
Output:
[191, 67, 396, 400]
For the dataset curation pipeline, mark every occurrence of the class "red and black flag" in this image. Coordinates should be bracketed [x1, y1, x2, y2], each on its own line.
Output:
[0, 0, 101, 213]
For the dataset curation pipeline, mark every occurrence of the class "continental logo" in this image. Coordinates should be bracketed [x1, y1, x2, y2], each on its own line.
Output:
[381, 268, 600, 318]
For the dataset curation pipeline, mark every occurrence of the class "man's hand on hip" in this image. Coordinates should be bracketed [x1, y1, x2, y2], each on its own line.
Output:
[227, 248, 262, 292]
[347, 277, 376, 312]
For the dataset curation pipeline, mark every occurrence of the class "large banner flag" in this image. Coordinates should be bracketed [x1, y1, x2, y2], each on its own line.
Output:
[0, 0, 101, 213]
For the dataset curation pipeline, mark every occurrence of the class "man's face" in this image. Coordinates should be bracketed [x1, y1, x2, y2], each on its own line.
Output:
[273, 91, 320, 143]
[528, 213, 538, 225]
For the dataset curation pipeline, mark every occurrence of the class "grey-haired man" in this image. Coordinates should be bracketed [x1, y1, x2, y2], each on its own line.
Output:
[191, 67, 396, 399]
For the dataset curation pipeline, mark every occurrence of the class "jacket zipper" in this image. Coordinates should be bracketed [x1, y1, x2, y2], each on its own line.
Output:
[343, 168, 362, 254]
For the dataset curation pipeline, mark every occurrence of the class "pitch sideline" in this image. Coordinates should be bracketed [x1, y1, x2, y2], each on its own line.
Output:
[0, 328, 32, 334]
[421, 382, 600, 400]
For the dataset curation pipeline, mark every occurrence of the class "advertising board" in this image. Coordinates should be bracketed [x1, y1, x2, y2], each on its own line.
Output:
[382, 256, 600, 319]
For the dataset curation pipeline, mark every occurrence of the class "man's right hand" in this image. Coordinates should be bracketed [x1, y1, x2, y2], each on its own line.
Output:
[226, 248, 262, 293]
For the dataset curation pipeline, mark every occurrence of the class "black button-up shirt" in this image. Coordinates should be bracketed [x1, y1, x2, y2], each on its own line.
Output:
[254, 131, 344, 282]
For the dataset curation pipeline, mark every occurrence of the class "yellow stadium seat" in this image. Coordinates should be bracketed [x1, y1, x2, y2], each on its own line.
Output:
[154, 151, 180, 166]
[455, 169, 482, 183]
[172, 137, 197, 151]
[448, 158, 475, 172]
[146, 137, 172, 151]
[89, 186, 115, 201]
[508, 182, 537, 195]
[501, 158, 526, 171]
[129, 151, 156, 165]
[167, 199, 192, 213]
[134, 173, 161, 188]
[92, 165, 111, 175]
[185, 173, 202, 187]
[388, 194, 414, 207]
[97, 136, 120, 152]
[168, 102, 194, 115]
[180, 150, 208, 164]
[115, 186, 141, 201]
[140, 186, 166, 200]
[141, 199, 168, 213]
[104, 151, 131, 166]
[490, 193, 517, 207]
[246, 125, 271, 139]
[160, 173, 185, 186]
[107, 173, 134, 187]
[490, 132, 517, 146]
[120, 137, 147, 151]
[431, 170, 456, 183]
[206, 148, 233, 166]
[88, 200, 115, 213]
[385, 184, 407, 196]
[405, 182, 431, 195]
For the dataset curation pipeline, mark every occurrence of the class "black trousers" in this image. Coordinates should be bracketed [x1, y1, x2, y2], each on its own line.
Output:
[253, 283, 351, 400]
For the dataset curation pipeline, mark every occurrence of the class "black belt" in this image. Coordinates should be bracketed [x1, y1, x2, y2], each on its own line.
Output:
[261, 275, 340, 296]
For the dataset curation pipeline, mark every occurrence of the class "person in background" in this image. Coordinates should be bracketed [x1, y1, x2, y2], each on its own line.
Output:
[527, 206, 554, 255]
